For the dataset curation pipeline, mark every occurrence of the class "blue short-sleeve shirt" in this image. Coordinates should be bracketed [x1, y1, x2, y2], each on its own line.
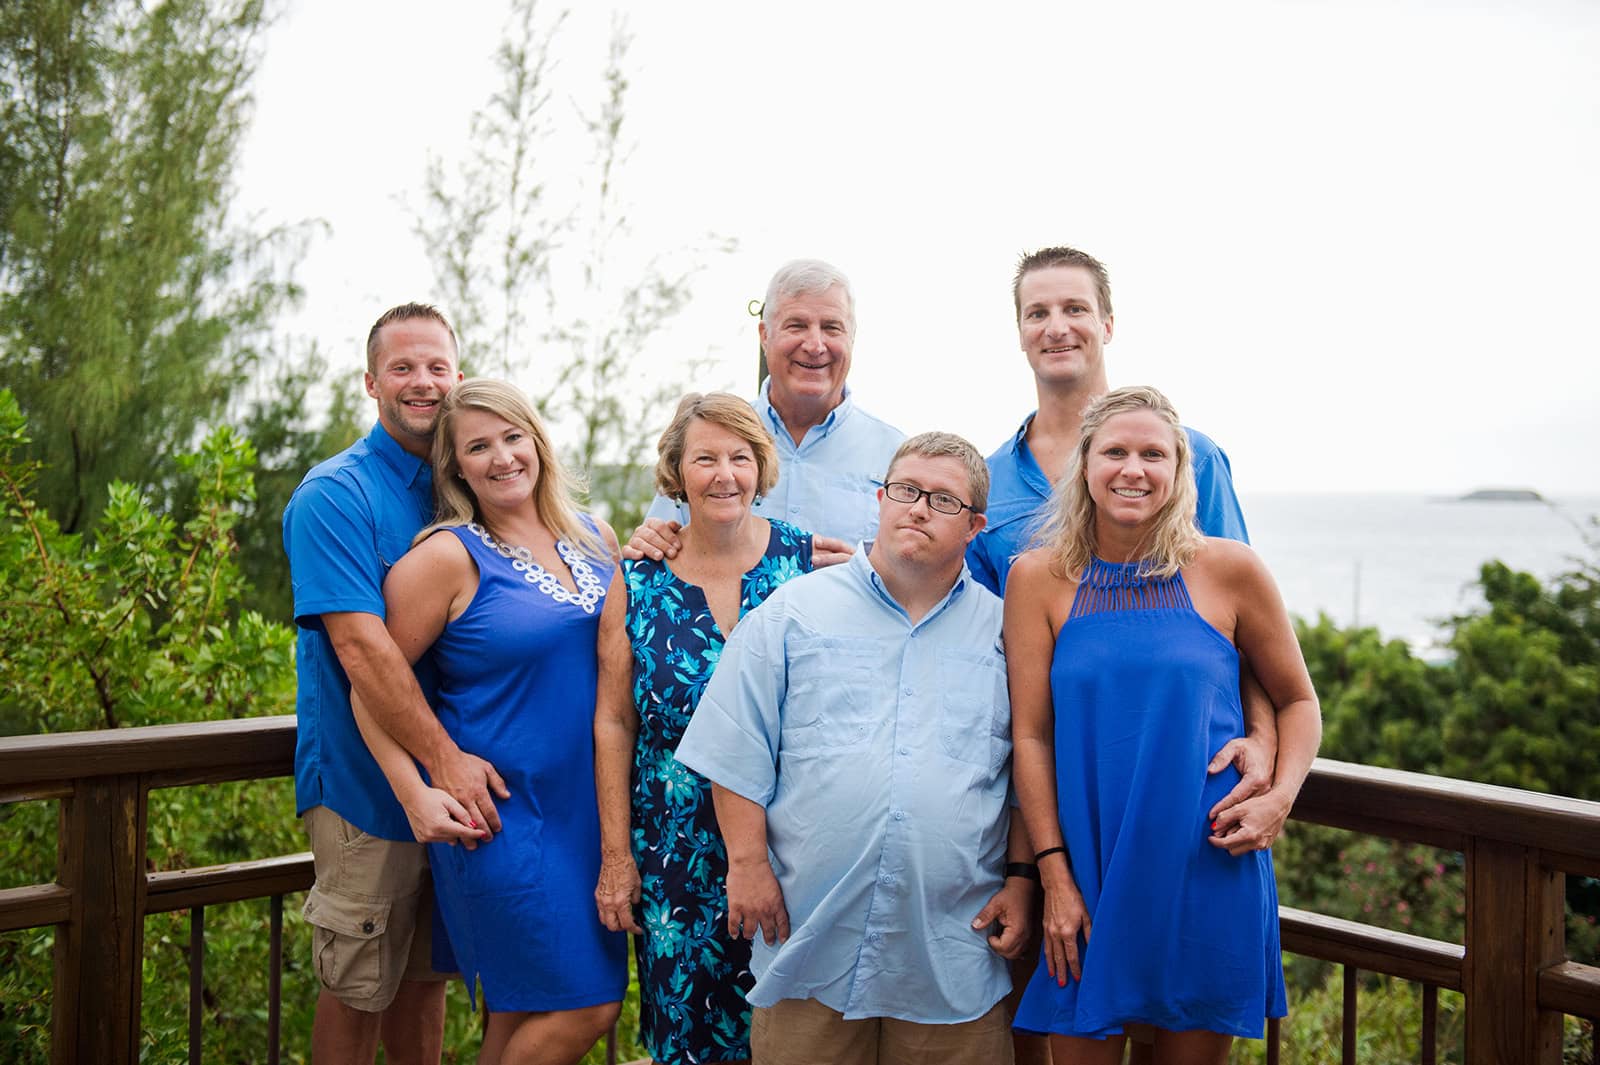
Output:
[283, 422, 436, 840]
[646, 380, 904, 545]
[967, 414, 1250, 596]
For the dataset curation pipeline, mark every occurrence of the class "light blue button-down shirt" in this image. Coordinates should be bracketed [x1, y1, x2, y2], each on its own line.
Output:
[645, 380, 904, 545]
[675, 546, 1012, 1024]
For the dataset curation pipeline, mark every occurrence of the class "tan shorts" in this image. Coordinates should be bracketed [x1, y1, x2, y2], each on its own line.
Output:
[751, 996, 1013, 1065]
[301, 805, 450, 1012]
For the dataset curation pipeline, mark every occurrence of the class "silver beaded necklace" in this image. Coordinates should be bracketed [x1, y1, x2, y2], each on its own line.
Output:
[466, 522, 606, 613]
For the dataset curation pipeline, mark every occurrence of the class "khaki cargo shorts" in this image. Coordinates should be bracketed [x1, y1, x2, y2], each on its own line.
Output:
[301, 805, 450, 1012]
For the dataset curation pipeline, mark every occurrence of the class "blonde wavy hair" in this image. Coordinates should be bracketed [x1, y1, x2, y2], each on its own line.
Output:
[416, 378, 607, 561]
[1035, 385, 1204, 581]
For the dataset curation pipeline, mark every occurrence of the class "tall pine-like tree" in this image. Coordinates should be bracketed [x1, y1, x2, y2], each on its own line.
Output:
[0, 0, 298, 533]
[411, 0, 732, 531]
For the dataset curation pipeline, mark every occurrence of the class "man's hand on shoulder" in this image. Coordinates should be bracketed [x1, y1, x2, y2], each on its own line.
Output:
[810, 534, 852, 568]
[622, 518, 682, 562]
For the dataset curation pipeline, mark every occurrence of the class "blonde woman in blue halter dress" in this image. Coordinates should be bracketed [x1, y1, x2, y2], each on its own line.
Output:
[1005, 386, 1321, 1065]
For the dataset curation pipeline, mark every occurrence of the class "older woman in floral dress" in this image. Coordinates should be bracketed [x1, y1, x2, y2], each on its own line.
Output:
[593, 392, 813, 1065]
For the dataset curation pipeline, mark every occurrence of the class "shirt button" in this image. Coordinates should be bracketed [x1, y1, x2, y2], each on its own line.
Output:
[901, 686, 913, 696]
[879, 874, 894, 886]
[892, 810, 905, 821]
[868, 932, 882, 943]
[361, 919, 375, 934]
[789, 506, 800, 514]
[898, 746, 910, 756]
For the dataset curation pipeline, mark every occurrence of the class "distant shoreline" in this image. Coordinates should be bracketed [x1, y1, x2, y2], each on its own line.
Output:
[1455, 487, 1543, 503]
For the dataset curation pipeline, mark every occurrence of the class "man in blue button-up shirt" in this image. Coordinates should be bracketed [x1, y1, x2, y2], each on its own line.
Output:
[676, 432, 1034, 1065]
[284, 304, 500, 1065]
[967, 245, 1250, 597]
[633, 259, 904, 564]
[967, 247, 1276, 817]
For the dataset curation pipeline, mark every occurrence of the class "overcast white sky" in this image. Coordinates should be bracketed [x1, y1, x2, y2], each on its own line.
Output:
[235, 0, 1600, 495]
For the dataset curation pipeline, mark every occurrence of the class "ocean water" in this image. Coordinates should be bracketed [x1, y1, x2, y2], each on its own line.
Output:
[1241, 493, 1600, 655]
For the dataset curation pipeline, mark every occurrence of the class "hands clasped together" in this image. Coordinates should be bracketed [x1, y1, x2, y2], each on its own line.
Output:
[398, 744, 510, 850]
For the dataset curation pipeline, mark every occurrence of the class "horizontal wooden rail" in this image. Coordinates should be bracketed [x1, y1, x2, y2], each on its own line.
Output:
[1, 726, 1598, 1063]
[0, 715, 296, 788]
[146, 854, 313, 914]
[1279, 906, 1465, 990]
[1293, 759, 1600, 861]
[1539, 960, 1600, 1019]
[0, 883, 72, 933]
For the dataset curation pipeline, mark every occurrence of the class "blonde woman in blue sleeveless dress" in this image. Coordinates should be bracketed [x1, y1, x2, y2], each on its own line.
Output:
[352, 379, 627, 1065]
[1005, 386, 1321, 1065]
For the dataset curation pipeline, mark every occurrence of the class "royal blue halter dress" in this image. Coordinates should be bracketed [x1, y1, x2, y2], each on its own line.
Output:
[1013, 557, 1287, 1040]
[424, 522, 628, 1012]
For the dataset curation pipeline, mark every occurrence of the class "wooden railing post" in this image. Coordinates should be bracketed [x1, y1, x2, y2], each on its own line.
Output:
[1464, 838, 1564, 1064]
[52, 773, 146, 1065]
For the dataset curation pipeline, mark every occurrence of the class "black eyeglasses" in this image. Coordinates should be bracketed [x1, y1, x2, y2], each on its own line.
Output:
[881, 481, 978, 516]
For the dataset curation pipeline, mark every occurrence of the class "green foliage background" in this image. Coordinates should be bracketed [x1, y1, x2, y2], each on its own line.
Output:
[2, 0, 1596, 1062]
[4, 380, 1597, 1060]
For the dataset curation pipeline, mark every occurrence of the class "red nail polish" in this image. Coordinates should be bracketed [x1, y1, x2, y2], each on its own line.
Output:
[1211, 821, 1218, 830]
[469, 820, 477, 828]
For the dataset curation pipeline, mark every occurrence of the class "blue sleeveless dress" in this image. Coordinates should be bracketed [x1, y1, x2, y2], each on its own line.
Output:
[1013, 557, 1287, 1040]
[624, 520, 811, 1064]
[424, 522, 628, 1012]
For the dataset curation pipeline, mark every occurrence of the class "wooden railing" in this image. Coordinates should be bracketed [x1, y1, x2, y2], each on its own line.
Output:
[1, 717, 1598, 1063]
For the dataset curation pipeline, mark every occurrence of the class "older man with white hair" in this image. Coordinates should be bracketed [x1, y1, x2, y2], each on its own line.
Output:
[629, 259, 904, 564]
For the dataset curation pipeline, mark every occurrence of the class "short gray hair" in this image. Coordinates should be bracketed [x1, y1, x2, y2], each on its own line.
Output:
[885, 431, 990, 514]
[761, 259, 855, 327]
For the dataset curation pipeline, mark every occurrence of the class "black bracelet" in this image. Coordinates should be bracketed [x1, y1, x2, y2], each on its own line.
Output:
[1004, 861, 1040, 883]
[1034, 845, 1067, 863]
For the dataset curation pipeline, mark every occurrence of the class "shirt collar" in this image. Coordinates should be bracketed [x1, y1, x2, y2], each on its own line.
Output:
[852, 541, 971, 627]
[367, 421, 432, 490]
[758, 378, 853, 444]
[1004, 410, 1053, 499]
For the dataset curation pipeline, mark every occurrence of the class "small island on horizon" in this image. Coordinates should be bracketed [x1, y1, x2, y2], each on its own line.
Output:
[1457, 487, 1545, 502]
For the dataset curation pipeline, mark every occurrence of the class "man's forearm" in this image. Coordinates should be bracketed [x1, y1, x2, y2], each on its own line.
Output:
[331, 619, 453, 769]
[711, 784, 771, 867]
[1006, 806, 1034, 864]
[1240, 659, 1279, 748]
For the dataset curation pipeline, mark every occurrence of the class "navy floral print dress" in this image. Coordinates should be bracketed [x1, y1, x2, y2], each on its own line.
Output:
[623, 519, 812, 1064]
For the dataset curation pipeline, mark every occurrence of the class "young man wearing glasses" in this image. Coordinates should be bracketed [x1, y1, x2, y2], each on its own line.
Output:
[676, 431, 1036, 1065]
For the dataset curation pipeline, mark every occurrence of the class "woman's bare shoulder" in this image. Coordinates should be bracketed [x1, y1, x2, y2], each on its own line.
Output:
[1192, 535, 1263, 575]
[390, 526, 475, 586]
[1009, 547, 1054, 583]
[1006, 547, 1079, 599]
[593, 517, 621, 559]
